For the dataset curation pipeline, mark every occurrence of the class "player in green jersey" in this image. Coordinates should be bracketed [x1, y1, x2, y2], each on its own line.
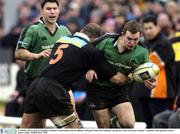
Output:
[86, 21, 156, 128]
[15, 0, 71, 86]
[15, 0, 77, 128]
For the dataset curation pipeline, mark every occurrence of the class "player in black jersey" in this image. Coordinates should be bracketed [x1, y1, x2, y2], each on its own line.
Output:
[20, 23, 130, 128]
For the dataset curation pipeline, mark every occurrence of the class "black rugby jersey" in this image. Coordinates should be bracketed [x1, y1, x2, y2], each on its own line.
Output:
[40, 33, 117, 90]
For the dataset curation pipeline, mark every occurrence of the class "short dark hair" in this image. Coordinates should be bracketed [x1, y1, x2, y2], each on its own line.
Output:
[41, 0, 59, 9]
[81, 23, 102, 38]
[122, 20, 142, 35]
[142, 15, 157, 25]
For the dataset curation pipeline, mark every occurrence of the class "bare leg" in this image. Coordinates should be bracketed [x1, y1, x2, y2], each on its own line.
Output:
[92, 109, 110, 128]
[111, 102, 135, 128]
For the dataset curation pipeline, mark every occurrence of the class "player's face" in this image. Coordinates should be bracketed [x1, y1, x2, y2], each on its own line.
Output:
[124, 31, 140, 50]
[143, 22, 160, 40]
[41, 2, 60, 24]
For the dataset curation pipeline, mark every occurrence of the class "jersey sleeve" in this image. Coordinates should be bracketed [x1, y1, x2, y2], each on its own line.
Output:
[16, 26, 35, 50]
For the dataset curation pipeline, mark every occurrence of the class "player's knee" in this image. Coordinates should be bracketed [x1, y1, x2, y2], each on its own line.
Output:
[97, 119, 110, 128]
[99, 121, 110, 128]
[121, 122, 134, 128]
[120, 119, 135, 128]
[51, 112, 77, 128]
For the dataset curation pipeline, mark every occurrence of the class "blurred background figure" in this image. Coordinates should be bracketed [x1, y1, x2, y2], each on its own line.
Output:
[101, 18, 116, 33]
[131, 15, 176, 128]
[5, 60, 26, 117]
[1, 25, 22, 62]
[0, 0, 3, 26]
[157, 12, 174, 38]
[152, 11, 180, 128]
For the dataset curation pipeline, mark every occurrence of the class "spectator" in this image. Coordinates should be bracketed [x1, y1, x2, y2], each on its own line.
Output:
[101, 18, 116, 33]
[132, 15, 176, 128]
[157, 12, 174, 38]
[89, 9, 103, 24]
[1, 25, 22, 62]
[0, 0, 3, 28]
[165, 0, 178, 20]
[5, 60, 26, 117]
[0, 27, 4, 47]
[153, 16, 180, 128]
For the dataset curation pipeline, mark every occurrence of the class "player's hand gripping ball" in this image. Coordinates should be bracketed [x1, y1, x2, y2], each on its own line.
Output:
[132, 62, 160, 83]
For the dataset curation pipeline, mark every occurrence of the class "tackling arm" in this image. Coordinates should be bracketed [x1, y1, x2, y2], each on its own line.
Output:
[110, 72, 132, 85]
[86, 70, 132, 85]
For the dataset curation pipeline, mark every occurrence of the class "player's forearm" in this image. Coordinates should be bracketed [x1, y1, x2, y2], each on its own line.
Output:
[15, 49, 39, 61]
[110, 72, 131, 85]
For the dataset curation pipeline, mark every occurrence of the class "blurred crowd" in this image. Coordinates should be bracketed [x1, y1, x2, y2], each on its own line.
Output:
[0, 0, 180, 128]
[0, 0, 180, 55]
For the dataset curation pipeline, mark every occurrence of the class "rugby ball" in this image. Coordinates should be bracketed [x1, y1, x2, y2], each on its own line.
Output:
[132, 62, 160, 83]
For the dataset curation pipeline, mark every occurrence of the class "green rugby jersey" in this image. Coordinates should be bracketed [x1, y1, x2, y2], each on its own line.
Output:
[94, 36, 149, 87]
[16, 19, 71, 79]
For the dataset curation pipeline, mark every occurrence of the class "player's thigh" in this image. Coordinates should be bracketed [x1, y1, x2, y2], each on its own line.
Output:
[21, 113, 45, 128]
[111, 102, 135, 128]
[92, 109, 110, 128]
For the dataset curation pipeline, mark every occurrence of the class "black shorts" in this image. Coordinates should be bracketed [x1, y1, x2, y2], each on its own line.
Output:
[87, 83, 130, 110]
[24, 77, 74, 118]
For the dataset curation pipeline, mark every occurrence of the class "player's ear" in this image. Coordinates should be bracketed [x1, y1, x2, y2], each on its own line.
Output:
[40, 9, 43, 16]
[140, 36, 145, 43]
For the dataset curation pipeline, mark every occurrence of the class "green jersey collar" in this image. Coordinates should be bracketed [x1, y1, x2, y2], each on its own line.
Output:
[39, 17, 59, 36]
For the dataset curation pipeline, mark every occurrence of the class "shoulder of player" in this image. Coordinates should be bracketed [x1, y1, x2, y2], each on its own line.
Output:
[56, 24, 71, 35]
[22, 21, 42, 32]
[134, 45, 148, 54]
[95, 37, 116, 51]
[57, 24, 68, 29]
[82, 44, 98, 52]
[18, 22, 41, 37]
[93, 33, 119, 46]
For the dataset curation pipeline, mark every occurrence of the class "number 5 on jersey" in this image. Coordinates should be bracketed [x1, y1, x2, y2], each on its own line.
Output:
[49, 44, 69, 64]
